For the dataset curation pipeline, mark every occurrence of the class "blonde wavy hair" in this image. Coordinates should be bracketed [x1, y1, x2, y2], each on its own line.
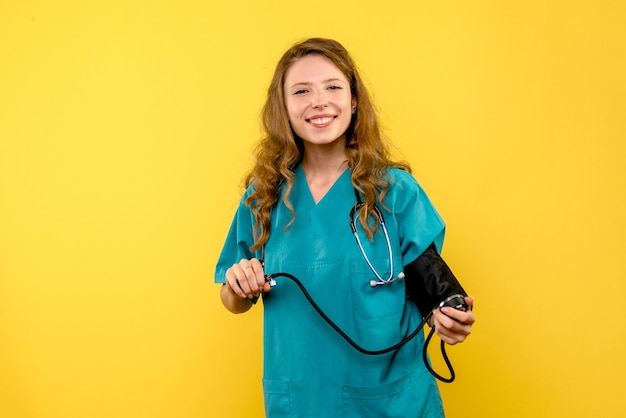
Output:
[245, 38, 410, 251]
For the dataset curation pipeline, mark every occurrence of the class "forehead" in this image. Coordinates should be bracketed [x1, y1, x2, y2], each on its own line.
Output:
[284, 54, 348, 86]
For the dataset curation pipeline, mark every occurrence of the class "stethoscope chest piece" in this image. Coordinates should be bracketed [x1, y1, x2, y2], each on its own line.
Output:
[369, 271, 404, 287]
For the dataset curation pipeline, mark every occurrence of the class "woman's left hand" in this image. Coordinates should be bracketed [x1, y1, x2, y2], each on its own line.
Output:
[431, 296, 475, 345]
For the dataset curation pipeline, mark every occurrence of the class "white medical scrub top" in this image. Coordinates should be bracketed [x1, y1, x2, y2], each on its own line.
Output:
[215, 166, 447, 418]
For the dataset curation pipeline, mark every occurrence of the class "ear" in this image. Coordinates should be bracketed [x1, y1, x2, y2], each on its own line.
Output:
[351, 97, 357, 114]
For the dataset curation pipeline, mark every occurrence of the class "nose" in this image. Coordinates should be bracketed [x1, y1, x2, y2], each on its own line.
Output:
[311, 90, 328, 109]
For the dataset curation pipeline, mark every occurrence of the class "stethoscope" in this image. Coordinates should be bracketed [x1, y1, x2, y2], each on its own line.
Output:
[262, 191, 460, 382]
[348, 190, 405, 287]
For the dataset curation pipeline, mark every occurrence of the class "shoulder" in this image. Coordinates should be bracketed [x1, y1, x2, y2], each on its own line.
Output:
[385, 168, 422, 197]
[240, 180, 262, 204]
[383, 168, 437, 216]
[243, 182, 256, 198]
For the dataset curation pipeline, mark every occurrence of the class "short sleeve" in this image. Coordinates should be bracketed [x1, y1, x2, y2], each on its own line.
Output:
[389, 169, 446, 266]
[214, 188, 258, 284]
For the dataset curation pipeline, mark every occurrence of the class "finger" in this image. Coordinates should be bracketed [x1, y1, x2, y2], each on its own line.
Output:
[432, 313, 457, 344]
[441, 310, 473, 335]
[230, 262, 255, 298]
[433, 310, 471, 345]
[225, 270, 247, 299]
[441, 306, 476, 325]
[248, 258, 267, 290]
[238, 259, 261, 296]
[437, 330, 464, 345]
[432, 309, 454, 331]
[440, 306, 465, 322]
[434, 323, 467, 345]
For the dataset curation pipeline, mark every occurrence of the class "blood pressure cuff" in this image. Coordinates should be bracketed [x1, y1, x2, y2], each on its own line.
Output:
[404, 244, 468, 318]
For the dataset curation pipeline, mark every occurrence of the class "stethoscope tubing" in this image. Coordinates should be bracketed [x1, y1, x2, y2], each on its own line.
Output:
[266, 272, 428, 355]
[265, 271, 457, 382]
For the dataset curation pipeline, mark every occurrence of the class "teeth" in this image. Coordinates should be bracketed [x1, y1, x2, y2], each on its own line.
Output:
[310, 117, 332, 125]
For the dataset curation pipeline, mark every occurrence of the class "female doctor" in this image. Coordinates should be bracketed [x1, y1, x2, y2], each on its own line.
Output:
[215, 38, 476, 417]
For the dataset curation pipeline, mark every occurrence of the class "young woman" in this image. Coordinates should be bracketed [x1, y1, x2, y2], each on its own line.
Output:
[215, 38, 475, 418]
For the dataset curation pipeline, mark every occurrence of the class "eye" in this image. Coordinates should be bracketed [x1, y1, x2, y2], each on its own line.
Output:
[328, 85, 342, 91]
[293, 89, 308, 95]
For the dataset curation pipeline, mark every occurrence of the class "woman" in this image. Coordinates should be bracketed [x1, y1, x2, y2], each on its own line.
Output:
[215, 38, 475, 417]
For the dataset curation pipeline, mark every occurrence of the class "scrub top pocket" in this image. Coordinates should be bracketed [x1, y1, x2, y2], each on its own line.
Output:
[349, 257, 406, 320]
[342, 374, 444, 418]
[262, 379, 292, 418]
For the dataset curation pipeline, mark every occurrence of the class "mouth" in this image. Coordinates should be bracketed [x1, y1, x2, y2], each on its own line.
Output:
[307, 115, 335, 127]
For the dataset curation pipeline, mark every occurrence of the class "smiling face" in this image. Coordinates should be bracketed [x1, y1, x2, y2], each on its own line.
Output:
[283, 54, 356, 149]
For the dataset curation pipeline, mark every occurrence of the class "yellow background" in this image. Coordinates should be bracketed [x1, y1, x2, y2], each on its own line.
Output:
[1, 1, 624, 417]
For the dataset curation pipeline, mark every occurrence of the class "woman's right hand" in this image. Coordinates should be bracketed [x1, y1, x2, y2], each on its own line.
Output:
[225, 258, 271, 300]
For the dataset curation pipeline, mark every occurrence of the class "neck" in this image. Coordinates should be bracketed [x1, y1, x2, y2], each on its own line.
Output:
[301, 138, 348, 176]
[301, 154, 347, 176]
[301, 154, 348, 204]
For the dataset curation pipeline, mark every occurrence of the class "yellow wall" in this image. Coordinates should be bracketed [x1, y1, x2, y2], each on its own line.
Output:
[1, 1, 624, 417]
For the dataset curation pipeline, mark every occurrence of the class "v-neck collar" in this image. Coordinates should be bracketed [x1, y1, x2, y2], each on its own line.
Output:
[296, 164, 351, 206]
